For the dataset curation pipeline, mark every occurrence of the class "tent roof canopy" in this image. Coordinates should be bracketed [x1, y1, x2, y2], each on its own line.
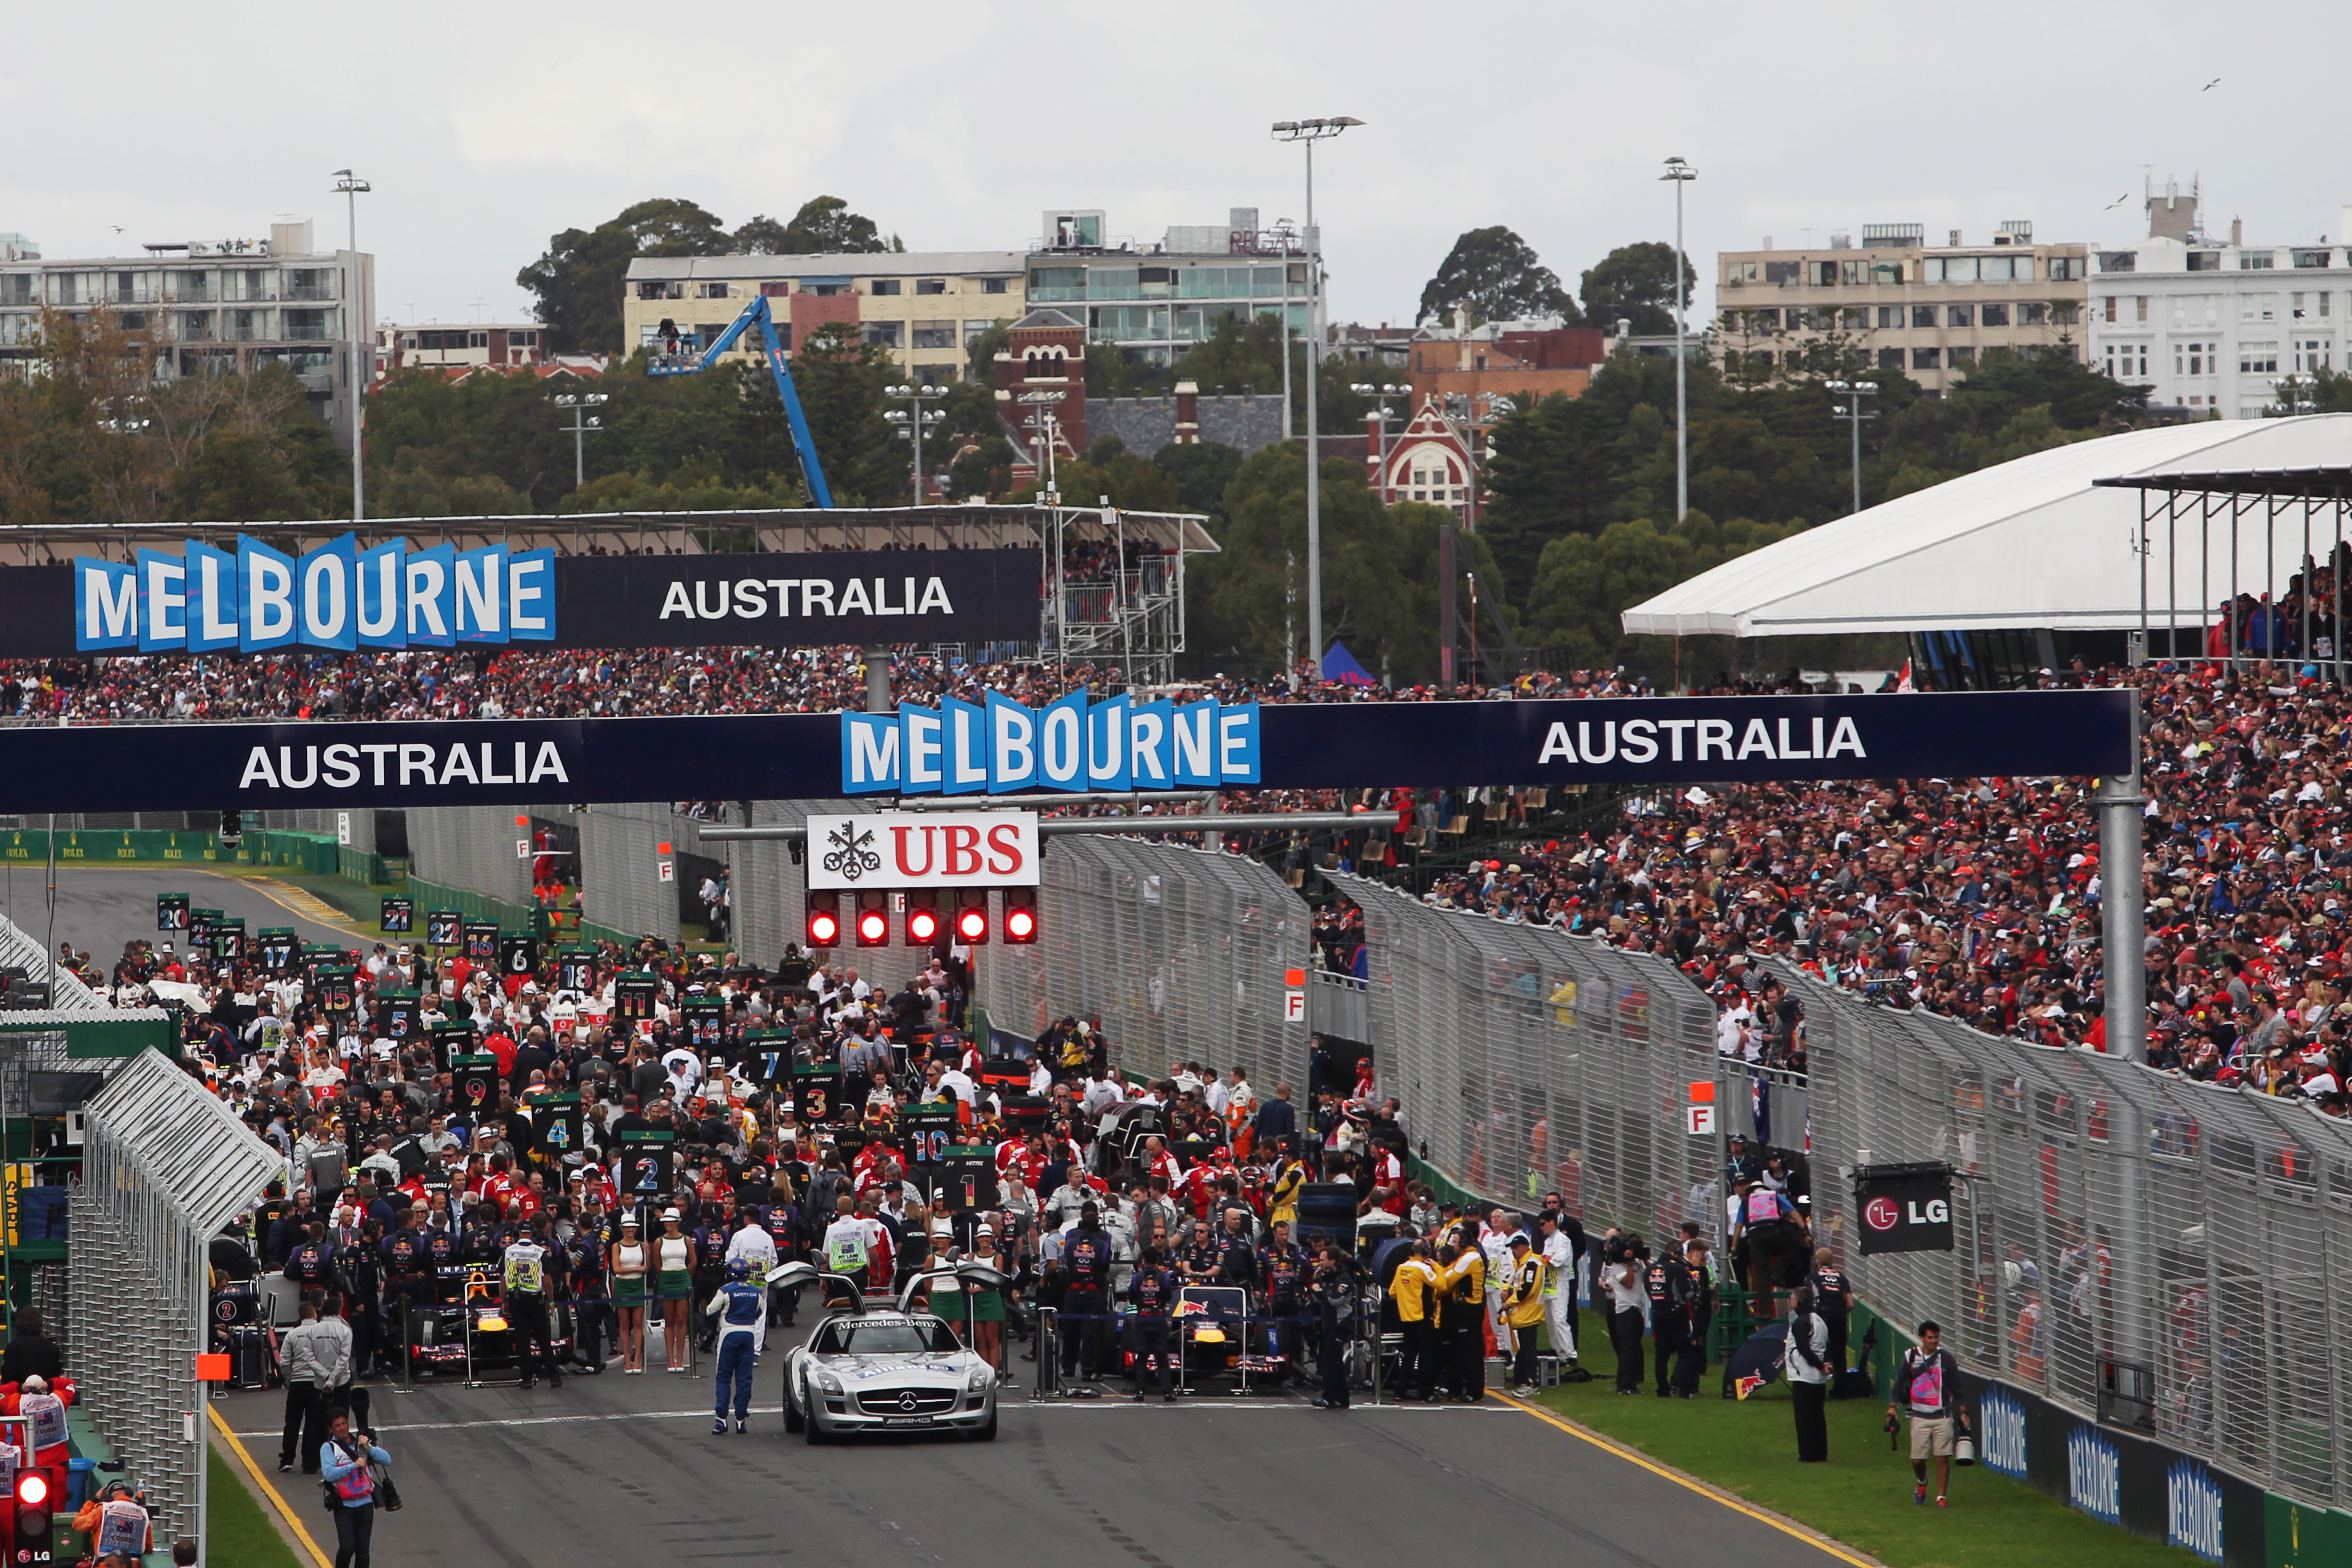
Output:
[1621, 414, 2352, 638]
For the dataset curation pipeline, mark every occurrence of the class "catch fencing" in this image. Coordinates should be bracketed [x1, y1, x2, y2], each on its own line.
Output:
[977, 836, 1310, 1091]
[1327, 877, 2352, 1508]
[1333, 874, 1722, 1240]
[1774, 960, 2352, 1511]
[70, 1049, 282, 1545]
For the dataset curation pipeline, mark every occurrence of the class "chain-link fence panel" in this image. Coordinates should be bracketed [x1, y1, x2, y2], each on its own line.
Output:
[406, 805, 532, 906]
[71, 1050, 283, 1545]
[1335, 875, 1721, 1242]
[972, 836, 1307, 1090]
[1766, 960, 2352, 1510]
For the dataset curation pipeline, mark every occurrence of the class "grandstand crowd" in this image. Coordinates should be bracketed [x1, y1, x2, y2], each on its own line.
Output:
[28, 633, 2350, 1100]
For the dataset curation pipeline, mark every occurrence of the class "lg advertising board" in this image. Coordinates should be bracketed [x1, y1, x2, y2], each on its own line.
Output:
[0, 690, 2134, 813]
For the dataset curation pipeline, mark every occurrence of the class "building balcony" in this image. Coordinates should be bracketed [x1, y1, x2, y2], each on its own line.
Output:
[285, 284, 336, 302]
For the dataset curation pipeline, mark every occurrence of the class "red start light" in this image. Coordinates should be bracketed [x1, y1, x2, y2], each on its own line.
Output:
[17, 1471, 49, 1506]
[1004, 907, 1036, 941]
[908, 908, 940, 943]
[808, 911, 839, 944]
[956, 907, 988, 941]
[858, 911, 890, 943]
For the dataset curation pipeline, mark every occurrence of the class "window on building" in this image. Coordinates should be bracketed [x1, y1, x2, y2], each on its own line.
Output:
[963, 320, 996, 346]
[1948, 305, 1973, 328]
[2291, 291, 2331, 319]
[1840, 260, 1873, 285]
[870, 279, 902, 296]
[760, 282, 788, 297]
[1763, 260, 1802, 285]
[514, 331, 537, 346]
[2241, 293, 2278, 322]
[2187, 252, 2221, 271]
[2105, 343, 2150, 380]
[2046, 256, 2080, 281]
[1912, 347, 1941, 369]
[696, 282, 731, 299]
[2177, 342, 2212, 377]
[637, 281, 684, 300]
[1925, 257, 1982, 283]
[1746, 307, 1780, 330]
[1876, 305, 1901, 328]
[1875, 347, 1903, 369]
[983, 278, 1010, 294]
[2295, 339, 2332, 372]
[916, 278, 947, 295]
[2100, 252, 2138, 273]
[2136, 296, 2149, 321]
[1911, 305, 1937, 328]
[2293, 250, 2334, 270]
[861, 320, 902, 348]
[2239, 251, 2275, 270]
[806, 282, 850, 296]
[1950, 345, 1977, 367]
[1840, 306, 1868, 330]
[1748, 350, 1774, 369]
[1725, 261, 1759, 283]
[911, 320, 956, 350]
[1981, 303, 2010, 327]
[1810, 261, 1839, 286]
[2239, 341, 2279, 373]
[2104, 296, 2119, 322]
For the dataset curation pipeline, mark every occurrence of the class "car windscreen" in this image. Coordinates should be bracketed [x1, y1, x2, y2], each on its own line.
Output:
[813, 1319, 960, 1355]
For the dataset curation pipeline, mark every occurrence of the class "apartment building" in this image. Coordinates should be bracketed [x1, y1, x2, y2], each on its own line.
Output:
[2086, 181, 2352, 418]
[1715, 222, 2089, 393]
[1027, 207, 1310, 368]
[0, 218, 375, 447]
[621, 251, 1024, 383]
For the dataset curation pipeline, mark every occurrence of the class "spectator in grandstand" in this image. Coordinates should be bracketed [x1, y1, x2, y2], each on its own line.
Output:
[0, 1307, 62, 1384]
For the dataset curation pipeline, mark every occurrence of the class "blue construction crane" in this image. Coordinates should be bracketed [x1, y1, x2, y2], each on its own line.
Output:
[647, 296, 835, 508]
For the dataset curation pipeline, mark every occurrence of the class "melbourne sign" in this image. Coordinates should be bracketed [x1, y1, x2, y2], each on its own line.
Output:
[38, 544, 1037, 655]
[805, 811, 1041, 889]
[841, 693, 1262, 795]
[0, 691, 2132, 813]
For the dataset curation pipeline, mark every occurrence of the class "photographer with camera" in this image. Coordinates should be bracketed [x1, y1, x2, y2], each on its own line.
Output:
[1787, 1285, 1831, 1461]
[1644, 1231, 1699, 1397]
[1307, 1238, 1358, 1409]
[1601, 1231, 1648, 1395]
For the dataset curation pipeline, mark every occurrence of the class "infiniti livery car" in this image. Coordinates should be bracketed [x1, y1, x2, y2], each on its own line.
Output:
[777, 1262, 1006, 1442]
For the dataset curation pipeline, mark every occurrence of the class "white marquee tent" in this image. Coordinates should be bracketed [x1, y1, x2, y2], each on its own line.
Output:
[1620, 413, 2352, 638]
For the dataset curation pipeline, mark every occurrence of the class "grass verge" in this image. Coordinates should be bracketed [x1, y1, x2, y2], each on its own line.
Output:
[207, 1443, 308, 1568]
[1527, 1319, 2204, 1568]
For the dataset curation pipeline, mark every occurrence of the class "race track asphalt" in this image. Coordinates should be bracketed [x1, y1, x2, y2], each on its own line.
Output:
[209, 1329, 1867, 1568]
[21, 864, 364, 969]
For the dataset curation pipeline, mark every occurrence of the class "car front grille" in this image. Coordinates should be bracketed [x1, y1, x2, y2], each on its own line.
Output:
[854, 1386, 960, 1416]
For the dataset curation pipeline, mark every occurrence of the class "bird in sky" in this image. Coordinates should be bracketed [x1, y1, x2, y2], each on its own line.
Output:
[2104, 194, 2130, 210]
[2202, 77, 2221, 90]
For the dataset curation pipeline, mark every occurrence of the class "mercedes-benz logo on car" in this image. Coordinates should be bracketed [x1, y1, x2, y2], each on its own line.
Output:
[896, 1391, 922, 1411]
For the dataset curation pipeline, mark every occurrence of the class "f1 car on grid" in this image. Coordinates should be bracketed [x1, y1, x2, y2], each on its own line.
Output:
[777, 1260, 1009, 1443]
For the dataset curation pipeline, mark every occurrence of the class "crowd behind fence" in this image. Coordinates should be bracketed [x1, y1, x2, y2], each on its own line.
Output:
[1775, 958, 2352, 1512]
[70, 1049, 282, 1546]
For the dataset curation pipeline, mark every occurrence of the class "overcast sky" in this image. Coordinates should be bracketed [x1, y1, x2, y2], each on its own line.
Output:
[10, 0, 2350, 332]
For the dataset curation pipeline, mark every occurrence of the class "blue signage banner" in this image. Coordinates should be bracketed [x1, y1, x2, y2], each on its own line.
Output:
[35, 544, 1041, 655]
[0, 691, 2134, 813]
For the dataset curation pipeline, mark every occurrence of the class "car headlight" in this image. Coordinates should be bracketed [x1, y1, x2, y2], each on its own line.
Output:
[816, 1371, 843, 1395]
[967, 1366, 993, 1392]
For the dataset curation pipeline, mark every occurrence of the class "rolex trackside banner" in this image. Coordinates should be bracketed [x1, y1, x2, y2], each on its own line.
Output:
[15, 545, 1039, 656]
[0, 690, 2130, 812]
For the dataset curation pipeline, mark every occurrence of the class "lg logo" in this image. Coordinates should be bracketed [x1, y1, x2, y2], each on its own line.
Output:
[1865, 1195, 1949, 1230]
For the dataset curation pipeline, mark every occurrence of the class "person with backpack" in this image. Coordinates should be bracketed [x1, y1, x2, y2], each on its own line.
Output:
[1786, 1286, 1830, 1462]
[319, 1407, 391, 1568]
[1889, 1321, 1964, 1507]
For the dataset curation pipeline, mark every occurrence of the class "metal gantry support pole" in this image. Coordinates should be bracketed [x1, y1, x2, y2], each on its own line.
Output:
[1662, 156, 1696, 522]
[333, 169, 371, 523]
[2098, 701, 2155, 1390]
[1273, 115, 1360, 682]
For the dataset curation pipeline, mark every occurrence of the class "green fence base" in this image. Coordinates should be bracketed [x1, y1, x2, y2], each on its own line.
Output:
[406, 878, 632, 948]
[0, 827, 343, 874]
